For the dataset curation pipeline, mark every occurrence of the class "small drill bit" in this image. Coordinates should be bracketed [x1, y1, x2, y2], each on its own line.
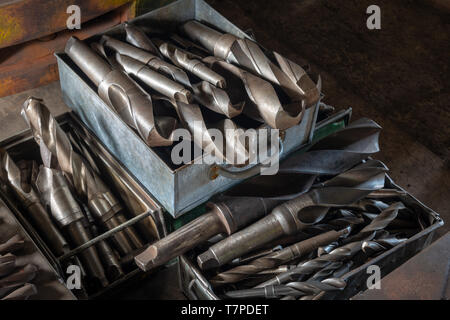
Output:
[0, 254, 16, 277]
[0, 234, 25, 255]
[210, 228, 350, 286]
[1, 283, 37, 300]
[222, 278, 345, 299]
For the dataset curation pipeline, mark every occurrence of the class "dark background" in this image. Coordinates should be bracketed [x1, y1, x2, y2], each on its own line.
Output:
[206, 0, 449, 237]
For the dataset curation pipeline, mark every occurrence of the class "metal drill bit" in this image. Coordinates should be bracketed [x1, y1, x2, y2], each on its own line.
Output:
[35, 166, 109, 287]
[223, 278, 345, 299]
[181, 20, 321, 107]
[0, 254, 16, 277]
[197, 164, 386, 270]
[114, 53, 193, 103]
[1, 283, 37, 300]
[204, 56, 304, 130]
[22, 97, 142, 256]
[101, 35, 191, 86]
[80, 202, 123, 280]
[124, 22, 163, 59]
[158, 41, 226, 88]
[0, 150, 69, 257]
[135, 196, 282, 271]
[210, 228, 350, 286]
[110, 38, 243, 119]
[0, 264, 38, 298]
[0, 234, 25, 255]
[256, 240, 365, 287]
[65, 37, 177, 147]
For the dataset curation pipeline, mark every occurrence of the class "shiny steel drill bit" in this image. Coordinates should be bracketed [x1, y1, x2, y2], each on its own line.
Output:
[114, 53, 193, 103]
[181, 20, 321, 106]
[1, 283, 37, 300]
[65, 37, 177, 147]
[0, 149, 69, 257]
[0, 254, 16, 277]
[22, 97, 142, 256]
[204, 56, 304, 129]
[35, 166, 109, 287]
[101, 35, 191, 86]
[257, 240, 365, 287]
[210, 228, 350, 286]
[124, 22, 163, 59]
[223, 278, 345, 299]
[197, 164, 386, 270]
[0, 234, 25, 255]
[158, 41, 226, 88]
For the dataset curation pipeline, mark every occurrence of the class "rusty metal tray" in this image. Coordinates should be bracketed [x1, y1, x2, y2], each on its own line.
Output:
[177, 174, 444, 300]
[55, 0, 324, 217]
[0, 112, 168, 299]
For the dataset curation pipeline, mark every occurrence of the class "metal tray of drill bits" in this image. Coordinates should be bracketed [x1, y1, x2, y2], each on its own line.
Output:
[55, 0, 323, 217]
[177, 175, 443, 300]
[0, 111, 167, 299]
[0, 197, 76, 300]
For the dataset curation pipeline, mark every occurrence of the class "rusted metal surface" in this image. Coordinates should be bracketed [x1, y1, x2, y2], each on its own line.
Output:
[0, 4, 133, 98]
[0, 0, 134, 49]
[353, 232, 450, 300]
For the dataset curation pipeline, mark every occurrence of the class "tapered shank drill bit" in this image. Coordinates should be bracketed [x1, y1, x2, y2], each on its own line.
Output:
[1, 283, 37, 300]
[0, 150, 69, 257]
[0, 254, 16, 277]
[65, 36, 177, 147]
[35, 166, 109, 287]
[0, 264, 38, 298]
[210, 228, 351, 286]
[22, 97, 142, 256]
[181, 20, 320, 107]
[197, 164, 386, 270]
[135, 196, 281, 271]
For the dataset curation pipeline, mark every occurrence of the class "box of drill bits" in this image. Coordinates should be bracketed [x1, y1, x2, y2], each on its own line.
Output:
[0, 99, 167, 299]
[55, 0, 329, 217]
[171, 117, 444, 300]
[0, 197, 76, 300]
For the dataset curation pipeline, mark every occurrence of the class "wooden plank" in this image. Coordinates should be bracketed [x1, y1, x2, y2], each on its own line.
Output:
[0, 0, 133, 48]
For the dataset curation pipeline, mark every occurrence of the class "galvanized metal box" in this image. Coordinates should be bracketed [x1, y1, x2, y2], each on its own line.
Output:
[56, 0, 321, 217]
[0, 112, 167, 299]
[177, 175, 444, 300]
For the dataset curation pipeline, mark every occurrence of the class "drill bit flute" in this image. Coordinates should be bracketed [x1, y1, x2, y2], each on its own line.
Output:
[35, 166, 109, 287]
[0, 150, 69, 257]
[181, 20, 321, 107]
[197, 164, 387, 270]
[22, 97, 142, 256]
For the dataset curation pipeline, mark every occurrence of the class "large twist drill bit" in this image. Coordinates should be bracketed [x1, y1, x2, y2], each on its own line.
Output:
[104, 36, 242, 119]
[123, 22, 163, 59]
[22, 97, 142, 256]
[203, 56, 303, 130]
[35, 166, 109, 287]
[0, 149, 69, 256]
[65, 36, 177, 147]
[135, 196, 282, 271]
[210, 228, 351, 286]
[197, 163, 387, 270]
[222, 278, 346, 299]
[158, 41, 226, 88]
[181, 20, 321, 106]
